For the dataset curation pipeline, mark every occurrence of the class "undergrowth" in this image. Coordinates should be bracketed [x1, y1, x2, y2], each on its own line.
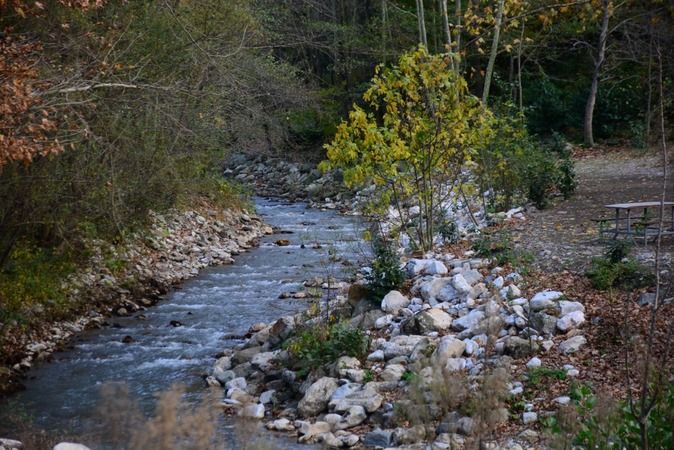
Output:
[472, 230, 533, 273]
[284, 322, 368, 377]
[586, 241, 654, 291]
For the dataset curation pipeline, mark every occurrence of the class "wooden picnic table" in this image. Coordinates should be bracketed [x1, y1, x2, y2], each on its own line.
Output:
[603, 201, 674, 241]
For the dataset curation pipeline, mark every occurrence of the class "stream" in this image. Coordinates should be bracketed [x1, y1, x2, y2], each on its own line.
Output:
[0, 198, 365, 448]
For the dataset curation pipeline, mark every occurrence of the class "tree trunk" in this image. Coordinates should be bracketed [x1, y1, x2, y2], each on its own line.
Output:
[381, 0, 388, 64]
[482, 0, 505, 104]
[455, 0, 462, 71]
[439, 0, 455, 71]
[517, 21, 525, 113]
[416, 0, 428, 47]
[583, 0, 610, 147]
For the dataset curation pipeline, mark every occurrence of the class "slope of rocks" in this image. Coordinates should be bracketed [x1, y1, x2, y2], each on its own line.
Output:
[209, 252, 588, 449]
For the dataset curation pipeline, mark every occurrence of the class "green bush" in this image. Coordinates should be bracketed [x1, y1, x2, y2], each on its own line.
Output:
[366, 238, 405, 299]
[285, 323, 368, 375]
[587, 242, 654, 291]
[475, 110, 576, 211]
[546, 381, 674, 449]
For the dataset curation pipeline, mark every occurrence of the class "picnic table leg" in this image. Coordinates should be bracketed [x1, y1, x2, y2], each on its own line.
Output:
[626, 209, 632, 236]
[643, 207, 648, 245]
[614, 208, 620, 239]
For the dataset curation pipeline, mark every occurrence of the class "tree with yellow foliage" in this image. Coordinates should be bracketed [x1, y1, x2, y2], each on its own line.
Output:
[322, 47, 492, 251]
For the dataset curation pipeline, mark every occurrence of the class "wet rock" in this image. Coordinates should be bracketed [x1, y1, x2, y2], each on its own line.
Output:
[298, 377, 339, 417]
[266, 418, 295, 431]
[239, 403, 265, 419]
[296, 421, 332, 443]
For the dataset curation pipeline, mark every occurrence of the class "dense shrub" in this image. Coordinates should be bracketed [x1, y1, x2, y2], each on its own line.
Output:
[366, 238, 405, 299]
[475, 110, 576, 211]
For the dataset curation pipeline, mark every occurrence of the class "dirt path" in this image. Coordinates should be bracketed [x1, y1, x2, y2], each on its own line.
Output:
[511, 147, 674, 273]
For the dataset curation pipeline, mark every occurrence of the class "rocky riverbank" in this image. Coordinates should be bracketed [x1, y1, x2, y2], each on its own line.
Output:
[0, 204, 272, 397]
[210, 249, 588, 449]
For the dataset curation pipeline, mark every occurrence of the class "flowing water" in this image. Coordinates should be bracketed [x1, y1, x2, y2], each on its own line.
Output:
[0, 198, 365, 448]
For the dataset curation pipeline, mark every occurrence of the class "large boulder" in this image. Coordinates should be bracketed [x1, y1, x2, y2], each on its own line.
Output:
[298, 377, 339, 417]
[381, 291, 410, 315]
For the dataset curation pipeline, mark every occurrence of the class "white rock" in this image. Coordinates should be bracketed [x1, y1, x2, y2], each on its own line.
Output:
[259, 390, 275, 404]
[239, 403, 265, 419]
[0, 439, 23, 450]
[555, 396, 571, 405]
[416, 308, 453, 332]
[492, 276, 505, 289]
[530, 291, 563, 311]
[53, 444, 91, 450]
[556, 311, 585, 332]
[425, 260, 449, 275]
[559, 335, 587, 354]
[367, 350, 385, 362]
[268, 418, 295, 431]
[526, 357, 542, 368]
[381, 364, 406, 382]
[374, 314, 394, 329]
[433, 336, 467, 364]
[452, 310, 485, 333]
[452, 274, 472, 294]
[381, 291, 410, 314]
[522, 412, 538, 424]
[558, 300, 585, 316]
[225, 377, 247, 391]
[298, 377, 339, 417]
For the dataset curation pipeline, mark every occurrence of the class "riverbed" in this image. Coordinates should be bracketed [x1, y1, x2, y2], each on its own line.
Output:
[0, 198, 365, 448]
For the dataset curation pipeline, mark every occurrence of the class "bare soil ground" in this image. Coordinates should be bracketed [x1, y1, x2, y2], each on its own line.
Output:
[511, 146, 674, 273]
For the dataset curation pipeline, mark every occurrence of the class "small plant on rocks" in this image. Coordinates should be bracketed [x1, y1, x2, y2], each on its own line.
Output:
[366, 236, 405, 299]
[284, 322, 368, 376]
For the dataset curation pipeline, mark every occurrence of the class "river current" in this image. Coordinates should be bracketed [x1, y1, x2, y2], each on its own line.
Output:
[1, 198, 365, 448]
